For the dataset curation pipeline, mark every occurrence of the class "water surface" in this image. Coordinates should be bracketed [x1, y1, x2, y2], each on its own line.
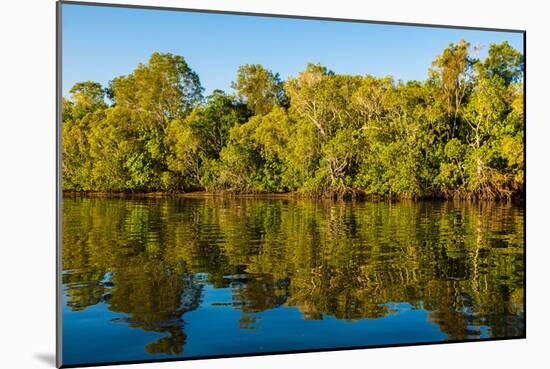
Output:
[61, 196, 525, 366]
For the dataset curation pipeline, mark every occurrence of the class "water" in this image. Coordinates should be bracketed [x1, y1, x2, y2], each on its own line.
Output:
[61, 196, 525, 366]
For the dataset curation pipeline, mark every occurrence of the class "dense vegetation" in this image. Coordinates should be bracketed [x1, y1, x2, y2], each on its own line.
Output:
[63, 197, 524, 354]
[62, 40, 524, 199]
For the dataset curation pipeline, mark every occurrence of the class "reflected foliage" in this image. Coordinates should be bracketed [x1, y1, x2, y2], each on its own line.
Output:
[63, 197, 524, 355]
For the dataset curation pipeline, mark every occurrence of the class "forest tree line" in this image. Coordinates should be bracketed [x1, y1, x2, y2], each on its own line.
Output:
[62, 39, 524, 199]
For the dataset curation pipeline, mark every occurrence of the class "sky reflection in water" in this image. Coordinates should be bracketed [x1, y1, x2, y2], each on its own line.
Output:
[62, 197, 524, 365]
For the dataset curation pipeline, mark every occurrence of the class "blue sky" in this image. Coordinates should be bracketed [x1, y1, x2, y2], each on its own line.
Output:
[62, 3, 523, 98]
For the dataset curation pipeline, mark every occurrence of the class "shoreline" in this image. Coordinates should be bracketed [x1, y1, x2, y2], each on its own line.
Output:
[61, 190, 524, 204]
[62, 190, 296, 197]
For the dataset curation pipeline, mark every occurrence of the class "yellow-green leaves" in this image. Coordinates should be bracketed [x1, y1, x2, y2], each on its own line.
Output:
[62, 42, 524, 199]
[232, 64, 286, 116]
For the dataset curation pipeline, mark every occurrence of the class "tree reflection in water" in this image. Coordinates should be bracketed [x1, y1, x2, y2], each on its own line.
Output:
[62, 196, 525, 355]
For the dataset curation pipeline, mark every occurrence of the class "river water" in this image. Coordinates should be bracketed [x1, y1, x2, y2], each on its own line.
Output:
[61, 196, 525, 365]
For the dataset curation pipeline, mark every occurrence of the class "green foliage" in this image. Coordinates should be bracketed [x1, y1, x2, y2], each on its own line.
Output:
[164, 90, 250, 190]
[63, 43, 524, 199]
[63, 81, 107, 122]
[214, 106, 295, 192]
[286, 63, 362, 138]
[109, 52, 203, 128]
[483, 41, 524, 86]
[232, 64, 287, 115]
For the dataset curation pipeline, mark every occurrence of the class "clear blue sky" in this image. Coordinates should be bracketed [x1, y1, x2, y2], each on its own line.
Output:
[62, 3, 523, 98]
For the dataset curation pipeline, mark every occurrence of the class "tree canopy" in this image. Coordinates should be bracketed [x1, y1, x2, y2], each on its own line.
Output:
[62, 42, 524, 199]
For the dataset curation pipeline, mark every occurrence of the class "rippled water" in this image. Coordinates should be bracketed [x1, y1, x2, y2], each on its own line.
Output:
[61, 196, 525, 366]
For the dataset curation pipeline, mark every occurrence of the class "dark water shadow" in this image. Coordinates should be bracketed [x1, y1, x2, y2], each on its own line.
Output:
[34, 353, 56, 367]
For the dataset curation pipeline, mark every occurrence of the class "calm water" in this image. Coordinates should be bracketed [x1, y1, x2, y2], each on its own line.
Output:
[61, 196, 525, 366]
